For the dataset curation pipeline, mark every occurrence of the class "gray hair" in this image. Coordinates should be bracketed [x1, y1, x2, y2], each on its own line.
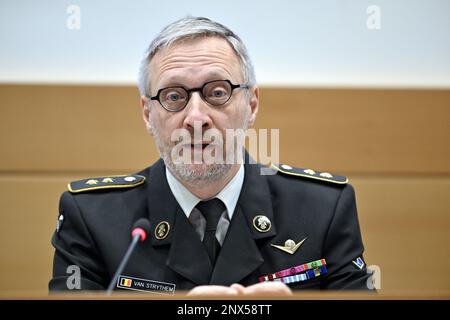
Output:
[138, 16, 256, 97]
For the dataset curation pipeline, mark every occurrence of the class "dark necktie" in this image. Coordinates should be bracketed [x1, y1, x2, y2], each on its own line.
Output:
[196, 198, 225, 265]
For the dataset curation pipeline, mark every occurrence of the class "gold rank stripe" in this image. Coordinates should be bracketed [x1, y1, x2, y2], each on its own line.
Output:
[68, 175, 146, 193]
[271, 164, 348, 185]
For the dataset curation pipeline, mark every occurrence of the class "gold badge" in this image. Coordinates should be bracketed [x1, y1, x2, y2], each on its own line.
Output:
[253, 215, 271, 233]
[271, 237, 307, 255]
[155, 221, 170, 240]
[85, 179, 99, 185]
[102, 177, 114, 183]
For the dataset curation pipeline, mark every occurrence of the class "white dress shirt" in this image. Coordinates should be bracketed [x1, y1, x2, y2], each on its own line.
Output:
[165, 165, 244, 245]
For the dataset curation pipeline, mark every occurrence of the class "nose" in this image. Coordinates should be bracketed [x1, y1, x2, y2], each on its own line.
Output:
[182, 91, 213, 131]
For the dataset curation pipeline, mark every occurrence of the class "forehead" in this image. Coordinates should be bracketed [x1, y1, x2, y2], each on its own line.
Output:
[149, 37, 243, 89]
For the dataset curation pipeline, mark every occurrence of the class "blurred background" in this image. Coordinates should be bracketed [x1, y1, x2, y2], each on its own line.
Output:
[0, 0, 449, 295]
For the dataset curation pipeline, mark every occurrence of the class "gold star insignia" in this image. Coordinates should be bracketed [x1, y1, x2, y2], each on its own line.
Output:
[320, 172, 333, 178]
[271, 237, 307, 255]
[102, 177, 114, 183]
[85, 179, 99, 185]
[304, 169, 316, 175]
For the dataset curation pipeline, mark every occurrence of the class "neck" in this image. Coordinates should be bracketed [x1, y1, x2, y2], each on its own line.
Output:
[177, 164, 241, 200]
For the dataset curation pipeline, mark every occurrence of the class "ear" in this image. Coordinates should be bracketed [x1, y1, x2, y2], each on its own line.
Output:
[247, 86, 259, 127]
[140, 96, 154, 136]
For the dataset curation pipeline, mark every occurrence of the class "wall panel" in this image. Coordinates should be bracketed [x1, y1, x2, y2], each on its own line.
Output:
[1, 85, 449, 174]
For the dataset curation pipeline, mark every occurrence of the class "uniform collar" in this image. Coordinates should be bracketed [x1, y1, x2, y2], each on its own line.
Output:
[129, 156, 276, 285]
[235, 161, 277, 240]
[165, 164, 244, 220]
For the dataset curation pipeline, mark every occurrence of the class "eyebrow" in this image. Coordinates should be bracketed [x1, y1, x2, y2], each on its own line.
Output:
[158, 72, 232, 89]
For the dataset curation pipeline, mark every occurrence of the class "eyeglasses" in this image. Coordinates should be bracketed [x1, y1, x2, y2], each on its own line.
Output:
[147, 79, 249, 112]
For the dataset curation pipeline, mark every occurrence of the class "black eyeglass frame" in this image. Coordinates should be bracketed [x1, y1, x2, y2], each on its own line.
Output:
[147, 79, 249, 112]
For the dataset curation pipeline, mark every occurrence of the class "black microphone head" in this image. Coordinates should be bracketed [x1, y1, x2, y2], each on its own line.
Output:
[131, 218, 151, 241]
[133, 218, 151, 233]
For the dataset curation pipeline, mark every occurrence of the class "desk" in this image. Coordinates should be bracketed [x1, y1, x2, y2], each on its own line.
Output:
[2, 290, 449, 300]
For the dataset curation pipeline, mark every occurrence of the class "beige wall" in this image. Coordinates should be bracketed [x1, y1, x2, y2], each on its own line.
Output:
[0, 85, 449, 293]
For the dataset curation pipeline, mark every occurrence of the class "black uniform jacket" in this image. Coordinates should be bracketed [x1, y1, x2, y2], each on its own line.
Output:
[49, 158, 371, 292]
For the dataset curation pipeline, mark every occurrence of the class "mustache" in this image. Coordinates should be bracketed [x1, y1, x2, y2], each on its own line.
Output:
[171, 136, 224, 146]
[170, 127, 224, 144]
[177, 142, 223, 148]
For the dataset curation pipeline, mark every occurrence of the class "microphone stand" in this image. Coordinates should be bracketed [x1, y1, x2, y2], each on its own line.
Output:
[106, 233, 141, 294]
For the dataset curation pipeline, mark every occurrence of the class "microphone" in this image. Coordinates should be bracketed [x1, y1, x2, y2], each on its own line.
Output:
[106, 218, 151, 294]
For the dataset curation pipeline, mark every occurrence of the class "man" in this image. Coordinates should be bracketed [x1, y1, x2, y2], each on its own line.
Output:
[49, 17, 372, 295]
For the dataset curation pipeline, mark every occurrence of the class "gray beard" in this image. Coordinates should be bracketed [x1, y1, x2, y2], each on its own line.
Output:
[165, 158, 232, 186]
[148, 104, 250, 186]
[152, 128, 233, 187]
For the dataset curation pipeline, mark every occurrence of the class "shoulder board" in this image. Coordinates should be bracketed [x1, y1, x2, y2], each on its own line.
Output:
[271, 164, 348, 185]
[68, 175, 146, 193]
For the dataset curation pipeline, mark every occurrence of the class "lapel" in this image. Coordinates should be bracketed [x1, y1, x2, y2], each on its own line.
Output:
[144, 159, 212, 285]
[121, 157, 278, 286]
[210, 161, 277, 285]
[166, 207, 212, 285]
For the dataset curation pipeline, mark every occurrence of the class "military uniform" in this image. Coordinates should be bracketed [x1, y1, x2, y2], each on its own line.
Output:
[49, 158, 372, 292]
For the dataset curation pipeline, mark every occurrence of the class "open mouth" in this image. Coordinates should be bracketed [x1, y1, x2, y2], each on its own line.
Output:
[178, 142, 211, 150]
[190, 143, 210, 150]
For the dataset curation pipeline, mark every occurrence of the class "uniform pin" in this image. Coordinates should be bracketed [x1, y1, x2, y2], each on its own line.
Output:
[155, 221, 170, 240]
[303, 169, 316, 175]
[253, 215, 271, 233]
[124, 176, 137, 182]
[56, 214, 64, 233]
[271, 237, 307, 255]
[85, 179, 99, 185]
[102, 177, 114, 183]
[352, 257, 365, 270]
